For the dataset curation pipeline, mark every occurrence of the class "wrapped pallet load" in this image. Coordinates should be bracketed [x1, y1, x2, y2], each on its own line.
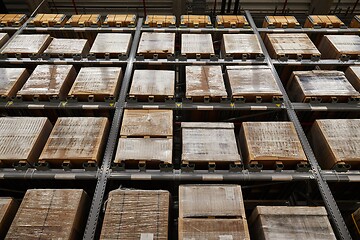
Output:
[318, 35, 360, 59]
[181, 34, 214, 58]
[345, 66, 360, 91]
[137, 32, 175, 58]
[262, 16, 300, 28]
[1, 34, 51, 57]
[0, 68, 29, 101]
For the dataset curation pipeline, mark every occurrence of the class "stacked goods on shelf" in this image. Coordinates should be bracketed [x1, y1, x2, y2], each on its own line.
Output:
[264, 33, 320, 59]
[309, 119, 360, 170]
[6, 189, 89, 239]
[350, 15, 360, 28]
[318, 35, 360, 59]
[262, 16, 300, 28]
[103, 14, 136, 27]
[249, 206, 336, 239]
[351, 207, 360, 238]
[29, 14, 67, 27]
[178, 185, 250, 240]
[304, 15, 345, 28]
[0, 117, 52, 167]
[43, 38, 90, 57]
[216, 15, 249, 28]
[0, 33, 9, 48]
[221, 34, 263, 59]
[0, 198, 18, 238]
[180, 15, 211, 27]
[16, 65, 76, 101]
[226, 66, 282, 102]
[345, 66, 360, 91]
[38, 117, 109, 168]
[181, 123, 241, 169]
[287, 70, 360, 102]
[89, 33, 132, 58]
[114, 110, 173, 168]
[144, 15, 176, 27]
[100, 189, 170, 239]
[137, 32, 175, 58]
[0, 14, 27, 27]
[181, 34, 214, 58]
[185, 66, 227, 102]
[65, 14, 101, 27]
[68, 67, 122, 102]
[240, 122, 308, 170]
[0, 34, 52, 57]
[0, 68, 29, 101]
[129, 69, 175, 101]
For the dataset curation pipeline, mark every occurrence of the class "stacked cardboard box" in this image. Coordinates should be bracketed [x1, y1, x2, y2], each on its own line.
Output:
[89, 33, 132, 58]
[30, 14, 67, 27]
[144, 15, 176, 27]
[263, 16, 300, 28]
[1, 34, 51, 57]
[345, 66, 360, 91]
[103, 14, 136, 27]
[304, 15, 345, 28]
[318, 35, 360, 59]
[0, 68, 29, 100]
[180, 15, 211, 27]
[137, 32, 175, 58]
[66, 14, 101, 27]
[216, 15, 249, 28]
[0, 14, 27, 26]
[44, 38, 90, 57]
[181, 34, 214, 58]
[221, 34, 263, 59]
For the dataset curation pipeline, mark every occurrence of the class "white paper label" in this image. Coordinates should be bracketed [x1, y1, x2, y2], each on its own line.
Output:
[140, 233, 154, 240]
[225, 188, 235, 200]
[219, 235, 233, 240]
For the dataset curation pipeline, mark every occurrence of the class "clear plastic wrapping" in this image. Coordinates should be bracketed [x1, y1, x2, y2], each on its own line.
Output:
[179, 184, 246, 218]
[89, 33, 132, 55]
[240, 122, 307, 164]
[319, 35, 360, 59]
[222, 34, 263, 55]
[0, 198, 18, 239]
[0, 117, 52, 163]
[100, 189, 170, 240]
[129, 70, 175, 98]
[185, 66, 227, 99]
[249, 206, 336, 240]
[44, 38, 89, 55]
[287, 70, 359, 102]
[181, 34, 214, 56]
[6, 189, 89, 240]
[226, 66, 282, 99]
[120, 110, 173, 137]
[345, 66, 360, 91]
[39, 117, 109, 165]
[182, 122, 240, 163]
[18, 65, 76, 100]
[0, 68, 29, 98]
[1, 34, 51, 55]
[310, 119, 360, 169]
[137, 32, 175, 56]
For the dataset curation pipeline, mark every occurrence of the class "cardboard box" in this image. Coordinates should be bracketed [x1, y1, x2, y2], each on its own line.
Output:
[181, 15, 211, 27]
[137, 32, 175, 58]
[304, 15, 344, 28]
[1, 34, 51, 56]
[318, 35, 360, 59]
[103, 14, 136, 27]
[221, 34, 263, 58]
[144, 15, 175, 27]
[262, 16, 300, 28]
[44, 38, 90, 56]
[345, 66, 360, 91]
[0, 68, 29, 100]
[216, 15, 249, 28]
[350, 15, 360, 28]
[181, 34, 214, 58]
[0, 198, 18, 239]
[89, 33, 132, 57]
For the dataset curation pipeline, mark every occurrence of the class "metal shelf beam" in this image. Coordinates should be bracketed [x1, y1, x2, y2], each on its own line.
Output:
[272, 59, 360, 66]
[292, 103, 360, 111]
[258, 27, 360, 33]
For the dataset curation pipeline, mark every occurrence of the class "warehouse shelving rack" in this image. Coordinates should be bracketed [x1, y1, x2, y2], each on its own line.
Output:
[0, 1, 358, 238]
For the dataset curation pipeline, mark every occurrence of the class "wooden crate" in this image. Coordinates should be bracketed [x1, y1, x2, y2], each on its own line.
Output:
[0, 198, 18, 239]
[0, 33, 9, 48]
[0, 34, 51, 57]
[304, 15, 345, 28]
[137, 32, 175, 58]
[0, 68, 29, 101]
[144, 15, 176, 27]
[17, 65, 76, 101]
[185, 66, 227, 102]
[180, 15, 211, 27]
[39, 117, 109, 168]
[120, 109, 173, 137]
[6, 189, 89, 239]
[221, 34, 263, 59]
[44, 38, 90, 57]
[103, 14, 136, 27]
[350, 15, 360, 28]
[179, 184, 246, 218]
[249, 206, 336, 240]
[30, 14, 67, 27]
[181, 123, 241, 167]
[100, 189, 169, 240]
[318, 35, 360, 59]
[181, 33, 214, 58]
[310, 119, 360, 170]
[264, 33, 320, 59]
[345, 66, 360, 91]
[262, 16, 300, 28]
[226, 66, 282, 102]
[216, 15, 249, 28]
[0, 14, 27, 27]
[0, 117, 52, 166]
[66, 14, 101, 27]
[69, 67, 122, 102]
[89, 33, 132, 58]
[179, 218, 250, 240]
[287, 70, 359, 102]
[129, 69, 175, 101]
[240, 122, 307, 169]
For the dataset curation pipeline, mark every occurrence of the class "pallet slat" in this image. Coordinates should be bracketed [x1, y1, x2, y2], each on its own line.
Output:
[318, 35, 360, 59]
[181, 34, 214, 58]
[137, 32, 175, 58]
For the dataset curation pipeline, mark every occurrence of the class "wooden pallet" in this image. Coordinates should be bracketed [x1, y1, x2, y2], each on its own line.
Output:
[103, 14, 136, 27]
[0, 34, 51, 57]
[89, 33, 132, 58]
[0, 68, 29, 101]
[345, 66, 360, 91]
[137, 32, 175, 58]
[181, 33, 214, 59]
[216, 15, 249, 28]
[0, 14, 27, 27]
[318, 35, 360, 60]
[304, 15, 345, 28]
[350, 15, 360, 28]
[221, 34, 263, 59]
[144, 15, 176, 27]
[263, 16, 300, 28]
[30, 14, 67, 27]
[180, 15, 212, 27]
[43, 38, 90, 58]
[65, 14, 101, 27]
